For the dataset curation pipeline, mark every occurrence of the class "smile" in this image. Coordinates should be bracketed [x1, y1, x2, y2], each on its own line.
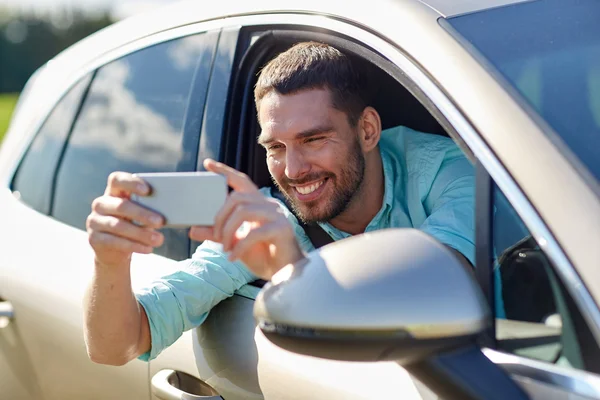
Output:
[294, 180, 325, 195]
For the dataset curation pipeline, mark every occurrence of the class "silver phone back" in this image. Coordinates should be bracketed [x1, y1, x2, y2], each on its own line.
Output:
[132, 172, 227, 227]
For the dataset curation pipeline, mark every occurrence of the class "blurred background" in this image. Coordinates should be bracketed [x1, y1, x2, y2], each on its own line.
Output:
[0, 0, 172, 142]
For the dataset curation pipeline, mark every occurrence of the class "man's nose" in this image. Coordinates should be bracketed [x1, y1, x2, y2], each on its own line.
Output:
[284, 148, 310, 180]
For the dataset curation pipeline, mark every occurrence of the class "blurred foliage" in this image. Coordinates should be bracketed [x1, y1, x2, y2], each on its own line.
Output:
[0, 8, 113, 93]
[0, 93, 18, 142]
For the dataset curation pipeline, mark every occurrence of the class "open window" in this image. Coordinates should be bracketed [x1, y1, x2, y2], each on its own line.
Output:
[219, 26, 476, 294]
[220, 27, 468, 190]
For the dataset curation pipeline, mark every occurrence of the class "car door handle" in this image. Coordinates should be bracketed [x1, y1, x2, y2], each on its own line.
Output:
[151, 369, 222, 400]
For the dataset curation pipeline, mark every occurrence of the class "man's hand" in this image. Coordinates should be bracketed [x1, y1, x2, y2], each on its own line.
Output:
[87, 172, 165, 268]
[190, 159, 304, 280]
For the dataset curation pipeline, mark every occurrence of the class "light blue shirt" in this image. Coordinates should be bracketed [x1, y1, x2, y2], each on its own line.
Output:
[136, 126, 476, 361]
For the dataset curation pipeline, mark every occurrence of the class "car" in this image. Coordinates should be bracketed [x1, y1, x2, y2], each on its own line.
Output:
[0, 0, 599, 399]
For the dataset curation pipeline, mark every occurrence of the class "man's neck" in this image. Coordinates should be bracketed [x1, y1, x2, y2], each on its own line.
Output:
[328, 150, 384, 235]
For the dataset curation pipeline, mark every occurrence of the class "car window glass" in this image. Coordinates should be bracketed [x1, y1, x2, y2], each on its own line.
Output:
[447, 0, 600, 182]
[493, 184, 597, 373]
[12, 75, 92, 214]
[52, 33, 213, 260]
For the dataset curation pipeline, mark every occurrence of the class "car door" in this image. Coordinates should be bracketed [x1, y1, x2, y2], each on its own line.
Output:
[0, 26, 219, 399]
[186, 9, 600, 400]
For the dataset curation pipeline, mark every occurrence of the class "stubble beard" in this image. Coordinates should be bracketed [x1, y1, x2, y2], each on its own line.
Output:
[273, 139, 366, 225]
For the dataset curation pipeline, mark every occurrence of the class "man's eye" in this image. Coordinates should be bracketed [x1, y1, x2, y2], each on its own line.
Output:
[306, 137, 323, 143]
[268, 144, 284, 151]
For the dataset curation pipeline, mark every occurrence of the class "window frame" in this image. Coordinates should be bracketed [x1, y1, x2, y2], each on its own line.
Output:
[10, 72, 94, 215]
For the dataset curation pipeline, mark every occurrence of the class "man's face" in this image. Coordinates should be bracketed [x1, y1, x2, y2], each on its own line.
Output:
[258, 88, 365, 223]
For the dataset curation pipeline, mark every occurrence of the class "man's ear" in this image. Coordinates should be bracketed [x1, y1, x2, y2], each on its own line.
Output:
[359, 106, 382, 152]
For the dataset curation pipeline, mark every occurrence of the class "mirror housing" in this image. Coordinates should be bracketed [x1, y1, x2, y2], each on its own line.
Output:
[254, 229, 490, 364]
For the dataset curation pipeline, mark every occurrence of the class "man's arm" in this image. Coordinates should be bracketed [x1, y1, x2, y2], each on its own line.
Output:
[134, 242, 257, 361]
[83, 261, 151, 365]
[84, 172, 163, 365]
[85, 160, 304, 364]
[83, 169, 255, 365]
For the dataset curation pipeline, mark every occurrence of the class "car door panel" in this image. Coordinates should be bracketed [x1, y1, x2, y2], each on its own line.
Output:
[0, 188, 150, 399]
[0, 299, 42, 400]
[151, 293, 263, 400]
[185, 288, 433, 400]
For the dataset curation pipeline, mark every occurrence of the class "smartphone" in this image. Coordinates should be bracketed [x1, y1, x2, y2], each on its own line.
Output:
[131, 172, 227, 228]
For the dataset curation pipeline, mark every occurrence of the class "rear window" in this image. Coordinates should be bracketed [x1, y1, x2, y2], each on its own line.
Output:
[446, 0, 600, 183]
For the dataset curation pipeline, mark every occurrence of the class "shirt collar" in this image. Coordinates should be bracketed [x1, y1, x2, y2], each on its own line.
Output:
[380, 146, 395, 211]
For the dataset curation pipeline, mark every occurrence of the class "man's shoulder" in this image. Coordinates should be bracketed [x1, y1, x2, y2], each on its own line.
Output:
[380, 125, 466, 171]
[381, 125, 457, 154]
[380, 125, 472, 192]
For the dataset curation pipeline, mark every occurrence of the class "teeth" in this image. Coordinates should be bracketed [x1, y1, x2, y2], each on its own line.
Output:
[296, 180, 324, 195]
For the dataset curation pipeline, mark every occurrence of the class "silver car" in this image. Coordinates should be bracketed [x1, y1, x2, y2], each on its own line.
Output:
[0, 0, 599, 399]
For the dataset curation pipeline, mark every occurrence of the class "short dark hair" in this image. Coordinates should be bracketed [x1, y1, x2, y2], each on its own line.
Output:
[254, 41, 367, 126]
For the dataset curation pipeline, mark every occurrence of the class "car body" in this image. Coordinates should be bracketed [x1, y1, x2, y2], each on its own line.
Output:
[0, 0, 599, 399]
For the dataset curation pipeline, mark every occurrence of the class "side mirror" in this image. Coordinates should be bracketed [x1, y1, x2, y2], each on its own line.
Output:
[253, 228, 490, 364]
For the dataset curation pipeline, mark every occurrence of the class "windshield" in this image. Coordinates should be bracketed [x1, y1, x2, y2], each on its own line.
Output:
[446, 0, 600, 183]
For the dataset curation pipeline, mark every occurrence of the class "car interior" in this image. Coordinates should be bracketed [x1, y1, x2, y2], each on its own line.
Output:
[215, 26, 600, 374]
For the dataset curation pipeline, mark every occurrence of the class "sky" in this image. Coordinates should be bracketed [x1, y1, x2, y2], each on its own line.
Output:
[0, 0, 172, 19]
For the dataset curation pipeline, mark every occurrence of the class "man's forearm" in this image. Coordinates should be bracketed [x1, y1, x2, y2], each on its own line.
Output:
[83, 260, 150, 366]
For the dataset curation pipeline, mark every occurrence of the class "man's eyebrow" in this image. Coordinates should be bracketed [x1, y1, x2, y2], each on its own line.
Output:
[257, 125, 335, 146]
[295, 126, 335, 140]
[257, 134, 273, 146]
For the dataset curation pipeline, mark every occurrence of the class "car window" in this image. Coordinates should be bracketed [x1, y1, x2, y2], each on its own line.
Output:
[493, 184, 599, 373]
[51, 33, 215, 260]
[446, 0, 600, 182]
[11, 74, 92, 214]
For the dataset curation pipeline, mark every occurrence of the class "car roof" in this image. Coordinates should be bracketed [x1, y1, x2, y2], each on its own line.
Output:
[47, 0, 537, 76]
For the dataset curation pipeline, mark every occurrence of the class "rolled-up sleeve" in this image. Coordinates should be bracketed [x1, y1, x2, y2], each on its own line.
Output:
[135, 241, 257, 361]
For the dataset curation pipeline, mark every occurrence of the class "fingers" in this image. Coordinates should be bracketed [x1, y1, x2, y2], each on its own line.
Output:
[105, 171, 151, 198]
[189, 226, 215, 242]
[88, 185, 164, 262]
[203, 159, 258, 193]
[87, 214, 164, 248]
[220, 204, 280, 251]
[92, 196, 164, 229]
[228, 220, 292, 262]
[213, 191, 274, 241]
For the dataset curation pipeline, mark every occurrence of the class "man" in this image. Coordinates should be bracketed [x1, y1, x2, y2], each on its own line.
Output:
[84, 42, 474, 365]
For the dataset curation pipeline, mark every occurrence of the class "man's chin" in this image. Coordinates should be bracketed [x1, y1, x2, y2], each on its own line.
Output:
[282, 189, 335, 223]
[293, 204, 332, 225]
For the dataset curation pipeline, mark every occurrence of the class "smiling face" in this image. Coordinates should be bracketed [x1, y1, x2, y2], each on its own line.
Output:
[258, 88, 366, 223]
